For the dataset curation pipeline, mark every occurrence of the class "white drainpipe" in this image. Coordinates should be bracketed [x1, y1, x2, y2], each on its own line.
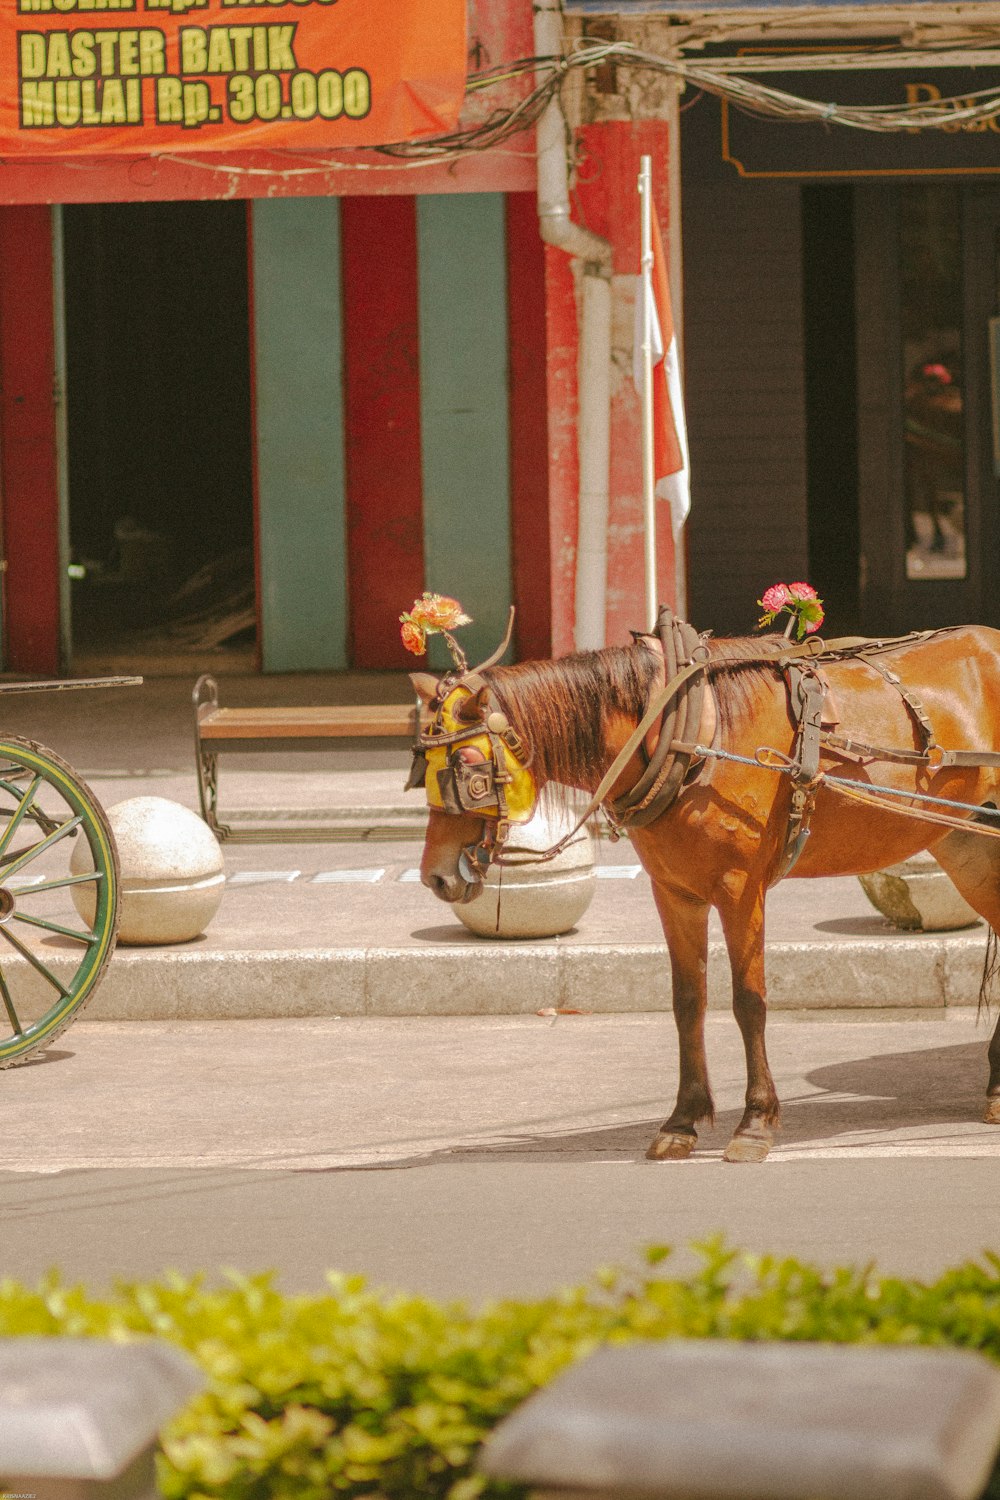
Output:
[533, 0, 613, 652]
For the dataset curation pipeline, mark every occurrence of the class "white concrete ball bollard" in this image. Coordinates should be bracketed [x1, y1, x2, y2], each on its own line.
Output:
[70, 796, 225, 945]
[454, 796, 596, 939]
[859, 850, 980, 932]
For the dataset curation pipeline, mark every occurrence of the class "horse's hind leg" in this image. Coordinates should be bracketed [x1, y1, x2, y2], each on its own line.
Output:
[930, 825, 1000, 1123]
[646, 885, 714, 1161]
[716, 881, 780, 1163]
[988, 1017, 1000, 1125]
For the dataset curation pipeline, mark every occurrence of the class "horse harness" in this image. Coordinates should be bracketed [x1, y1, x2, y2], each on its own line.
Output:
[606, 607, 834, 876]
[610, 610, 711, 830]
[634, 611, 1000, 879]
[411, 610, 1000, 881]
[408, 664, 534, 879]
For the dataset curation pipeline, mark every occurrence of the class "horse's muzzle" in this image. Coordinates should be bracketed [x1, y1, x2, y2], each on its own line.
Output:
[422, 870, 482, 905]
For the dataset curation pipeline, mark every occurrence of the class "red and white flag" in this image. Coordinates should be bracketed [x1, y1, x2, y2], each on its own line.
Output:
[633, 211, 690, 539]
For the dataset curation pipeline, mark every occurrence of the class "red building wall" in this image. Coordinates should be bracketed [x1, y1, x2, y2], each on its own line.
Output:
[545, 117, 679, 655]
[0, 0, 680, 671]
[0, 207, 62, 674]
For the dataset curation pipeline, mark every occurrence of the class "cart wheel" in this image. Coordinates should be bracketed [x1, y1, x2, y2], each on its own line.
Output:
[0, 738, 118, 1068]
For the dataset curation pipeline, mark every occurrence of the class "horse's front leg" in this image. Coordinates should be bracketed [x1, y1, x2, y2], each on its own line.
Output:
[716, 880, 780, 1163]
[646, 883, 714, 1161]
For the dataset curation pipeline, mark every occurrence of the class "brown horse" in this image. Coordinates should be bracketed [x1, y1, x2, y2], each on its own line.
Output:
[412, 624, 1000, 1162]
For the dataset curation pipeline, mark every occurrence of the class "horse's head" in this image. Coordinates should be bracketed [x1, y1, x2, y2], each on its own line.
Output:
[408, 671, 538, 904]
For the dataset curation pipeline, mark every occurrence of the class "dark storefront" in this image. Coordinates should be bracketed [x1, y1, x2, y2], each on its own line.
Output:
[681, 50, 1000, 639]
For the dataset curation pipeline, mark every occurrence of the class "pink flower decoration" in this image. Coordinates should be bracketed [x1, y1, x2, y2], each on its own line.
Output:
[757, 580, 825, 639]
[760, 583, 791, 614]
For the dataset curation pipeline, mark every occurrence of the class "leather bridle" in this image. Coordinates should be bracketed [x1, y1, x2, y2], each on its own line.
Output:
[407, 608, 540, 886]
[408, 678, 538, 885]
[407, 606, 715, 883]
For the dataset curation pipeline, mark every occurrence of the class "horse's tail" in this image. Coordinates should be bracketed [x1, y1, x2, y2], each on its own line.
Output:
[980, 926, 1000, 1019]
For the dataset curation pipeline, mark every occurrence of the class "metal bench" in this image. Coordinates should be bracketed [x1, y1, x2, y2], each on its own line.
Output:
[193, 674, 422, 843]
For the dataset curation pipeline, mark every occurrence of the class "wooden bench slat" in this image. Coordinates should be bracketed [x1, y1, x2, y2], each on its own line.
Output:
[199, 704, 421, 740]
[193, 674, 429, 840]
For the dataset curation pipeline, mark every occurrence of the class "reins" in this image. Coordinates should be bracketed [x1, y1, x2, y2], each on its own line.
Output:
[671, 740, 1000, 843]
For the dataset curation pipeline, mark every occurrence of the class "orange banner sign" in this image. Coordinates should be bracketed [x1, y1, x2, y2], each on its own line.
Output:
[2, 0, 466, 154]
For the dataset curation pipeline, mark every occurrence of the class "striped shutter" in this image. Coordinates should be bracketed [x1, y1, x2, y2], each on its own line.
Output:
[251, 190, 547, 673]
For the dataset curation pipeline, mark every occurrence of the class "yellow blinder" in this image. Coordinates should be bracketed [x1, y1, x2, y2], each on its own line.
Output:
[423, 686, 537, 823]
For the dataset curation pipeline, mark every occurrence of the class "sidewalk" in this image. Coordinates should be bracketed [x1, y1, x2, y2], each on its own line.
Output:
[6, 672, 993, 1020]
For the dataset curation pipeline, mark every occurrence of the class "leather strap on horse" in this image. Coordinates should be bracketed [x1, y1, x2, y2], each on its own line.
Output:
[609, 606, 709, 829]
[496, 620, 1000, 872]
[507, 626, 878, 866]
[822, 734, 1000, 769]
[769, 631, 975, 878]
[771, 660, 827, 881]
[859, 655, 937, 751]
[818, 637, 1000, 771]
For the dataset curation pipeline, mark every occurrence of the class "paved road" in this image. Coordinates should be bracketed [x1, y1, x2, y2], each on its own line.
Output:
[4, 1013, 999, 1300]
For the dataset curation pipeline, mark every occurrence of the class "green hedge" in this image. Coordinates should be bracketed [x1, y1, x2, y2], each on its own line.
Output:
[3, 1241, 1000, 1499]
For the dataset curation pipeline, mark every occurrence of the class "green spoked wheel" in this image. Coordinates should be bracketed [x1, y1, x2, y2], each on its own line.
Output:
[0, 738, 119, 1068]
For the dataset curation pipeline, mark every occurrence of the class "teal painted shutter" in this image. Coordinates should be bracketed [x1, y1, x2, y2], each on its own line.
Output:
[417, 194, 511, 669]
[252, 198, 347, 672]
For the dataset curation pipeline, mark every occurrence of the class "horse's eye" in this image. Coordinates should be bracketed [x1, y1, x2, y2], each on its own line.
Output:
[457, 746, 487, 765]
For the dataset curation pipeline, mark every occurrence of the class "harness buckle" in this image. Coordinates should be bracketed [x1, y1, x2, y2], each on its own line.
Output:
[449, 752, 499, 812]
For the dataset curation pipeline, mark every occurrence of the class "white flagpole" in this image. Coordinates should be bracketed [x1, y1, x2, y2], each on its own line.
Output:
[667, 79, 688, 619]
[639, 154, 657, 632]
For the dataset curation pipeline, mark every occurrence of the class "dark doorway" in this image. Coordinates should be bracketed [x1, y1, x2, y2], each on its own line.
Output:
[854, 183, 1000, 634]
[802, 184, 860, 634]
[62, 201, 255, 669]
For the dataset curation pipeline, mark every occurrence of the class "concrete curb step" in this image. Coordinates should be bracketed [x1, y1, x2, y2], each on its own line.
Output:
[67, 931, 990, 1020]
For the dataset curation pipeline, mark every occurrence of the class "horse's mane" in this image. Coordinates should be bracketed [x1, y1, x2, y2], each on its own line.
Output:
[706, 634, 787, 737]
[485, 647, 656, 787]
[484, 633, 787, 788]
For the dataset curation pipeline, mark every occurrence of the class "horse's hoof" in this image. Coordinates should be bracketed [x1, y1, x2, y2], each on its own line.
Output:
[646, 1131, 696, 1161]
[723, 1133, 771, 1163]
[984, 1098, 1000, 1125]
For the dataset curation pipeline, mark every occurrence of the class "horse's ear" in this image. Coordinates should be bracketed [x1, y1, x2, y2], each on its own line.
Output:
[409, 673, 440, 706]
[455, 685, 490, 724]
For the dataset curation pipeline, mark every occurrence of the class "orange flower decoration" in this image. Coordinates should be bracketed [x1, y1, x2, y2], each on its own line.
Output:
[400, 620, 426, 656]
[399, 593, 472, 657]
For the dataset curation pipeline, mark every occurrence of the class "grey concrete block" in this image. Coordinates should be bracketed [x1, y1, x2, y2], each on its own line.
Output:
[87, 950, 367, 1019]
[558, 947, 673, 1012]
[943, 940, 994, 1008]
[364, 946, 562, 1014]
[765, 941, 945, 1009]
[479, 1340, 1000, 1500]
[707, 942, 733, 1009]
[0, 1338, 201, 1481]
